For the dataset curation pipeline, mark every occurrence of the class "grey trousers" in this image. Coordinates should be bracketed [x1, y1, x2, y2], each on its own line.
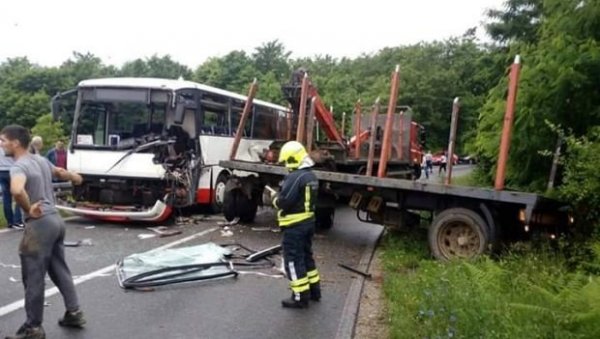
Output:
[20, 212, 80, 327]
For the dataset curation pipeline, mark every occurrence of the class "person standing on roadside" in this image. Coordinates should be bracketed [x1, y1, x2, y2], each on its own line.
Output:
[0, 147, 24, 229]
[439, 152, 447, 175]
[425, 150, 433, 175]
[270, 141, 321, 308]
[1, 125, 86, 339]
[45, 139, 67, 169]
[28, 136, 42, 155]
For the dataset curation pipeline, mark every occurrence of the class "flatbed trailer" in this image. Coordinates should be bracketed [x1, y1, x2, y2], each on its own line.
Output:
[219, 159, 571, 260]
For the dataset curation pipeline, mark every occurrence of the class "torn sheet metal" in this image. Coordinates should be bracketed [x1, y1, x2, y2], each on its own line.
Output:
[117, 242, 236, 289]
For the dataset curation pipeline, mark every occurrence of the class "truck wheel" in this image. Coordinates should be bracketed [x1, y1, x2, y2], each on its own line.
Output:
[210, 172, 229, 213]
[316, 207, 335, 230]
[222, 186, 238, 222]
[238, 192, 258, 223]
[428, 208, 489, 260]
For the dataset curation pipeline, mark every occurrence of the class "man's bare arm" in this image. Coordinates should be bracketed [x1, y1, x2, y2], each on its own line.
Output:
[52, 167, 83, 185]
[10, 174, 32, 213]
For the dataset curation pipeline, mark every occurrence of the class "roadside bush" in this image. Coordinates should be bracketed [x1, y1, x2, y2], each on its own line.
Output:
[556, 127, 600, 237]
[382, 234, 600, 339]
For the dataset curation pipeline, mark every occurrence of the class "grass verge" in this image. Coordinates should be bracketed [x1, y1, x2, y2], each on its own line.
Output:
[381, 230, 600, 338]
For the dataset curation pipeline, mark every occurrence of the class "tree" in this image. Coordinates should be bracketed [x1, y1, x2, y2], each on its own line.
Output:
[476, 0, 600, 190]
[121, 55, 192, 79]
[31, 114, 67, 154]
[253, 40, 291, 82]
[485, 0, 544, 44]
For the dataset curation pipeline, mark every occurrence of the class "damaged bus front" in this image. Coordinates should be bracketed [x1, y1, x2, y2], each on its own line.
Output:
[52, 78, 287, 222]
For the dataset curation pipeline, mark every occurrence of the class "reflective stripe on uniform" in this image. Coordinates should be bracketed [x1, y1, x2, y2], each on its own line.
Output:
[307, 269, 320, 284]
[277, 211, 314, 226]
[289, 277, 310, 293]
[304, 186, 310, 213]
[277, 184, 314, 227]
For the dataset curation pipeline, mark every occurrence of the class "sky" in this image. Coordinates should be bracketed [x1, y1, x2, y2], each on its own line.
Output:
[0, 0, 505, 69]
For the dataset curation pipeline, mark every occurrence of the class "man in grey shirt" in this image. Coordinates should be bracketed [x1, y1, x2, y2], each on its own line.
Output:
[1, 125, 86, 339]
[0, 148, 23, 229]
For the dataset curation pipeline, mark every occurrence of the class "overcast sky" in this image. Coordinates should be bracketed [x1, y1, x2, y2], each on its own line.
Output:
[0, 0, 505, 68]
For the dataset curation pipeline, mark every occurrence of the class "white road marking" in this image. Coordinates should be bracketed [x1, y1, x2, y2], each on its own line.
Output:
[0, 227, 218, 318]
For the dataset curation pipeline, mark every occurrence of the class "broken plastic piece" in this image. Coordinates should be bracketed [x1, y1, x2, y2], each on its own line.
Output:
[147, 226, 182, 238]
[246, 245, 281, 262]
[338, 263, 372, 278]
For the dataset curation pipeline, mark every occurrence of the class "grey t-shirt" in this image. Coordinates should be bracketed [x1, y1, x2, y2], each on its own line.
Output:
[10, 154, 57, 217]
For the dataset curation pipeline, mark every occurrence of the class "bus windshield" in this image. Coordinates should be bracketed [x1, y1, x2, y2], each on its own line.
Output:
[75, 98, 167, 149]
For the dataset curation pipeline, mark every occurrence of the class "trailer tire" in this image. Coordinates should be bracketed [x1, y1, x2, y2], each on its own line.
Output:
[316, 207, 335, 230]
[428, 208, 489, 260]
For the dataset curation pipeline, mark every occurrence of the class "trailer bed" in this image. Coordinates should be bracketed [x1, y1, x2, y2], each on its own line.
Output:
[219, 160, 563, 217]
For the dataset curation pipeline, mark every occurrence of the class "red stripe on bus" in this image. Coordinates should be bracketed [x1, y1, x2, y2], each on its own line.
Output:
[196, 188, 213, 204]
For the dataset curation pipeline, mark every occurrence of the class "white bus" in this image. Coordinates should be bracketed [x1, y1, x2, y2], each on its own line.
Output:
[51, 78, 290, 222]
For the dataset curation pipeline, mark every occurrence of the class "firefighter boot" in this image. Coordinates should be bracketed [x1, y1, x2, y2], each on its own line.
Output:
[281, 291, 310, 309]
[310, 282, 321, 302]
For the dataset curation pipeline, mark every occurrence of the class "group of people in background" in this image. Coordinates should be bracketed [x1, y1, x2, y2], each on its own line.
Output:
[421, 150, 448, 180]
[1, 136, 67, 229]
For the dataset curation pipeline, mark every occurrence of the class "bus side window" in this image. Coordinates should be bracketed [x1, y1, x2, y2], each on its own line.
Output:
[253, 106, 277, 139]
[202, 110, 228, 135]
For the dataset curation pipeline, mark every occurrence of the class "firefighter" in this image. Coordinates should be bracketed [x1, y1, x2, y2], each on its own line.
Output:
[271, 141, 321, 308]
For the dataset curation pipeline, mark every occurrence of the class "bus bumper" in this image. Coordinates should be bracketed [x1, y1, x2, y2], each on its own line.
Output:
[56, 200, 172, 223]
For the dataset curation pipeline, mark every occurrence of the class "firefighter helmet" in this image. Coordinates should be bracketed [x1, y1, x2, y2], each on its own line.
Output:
[278, 141, 308, 170]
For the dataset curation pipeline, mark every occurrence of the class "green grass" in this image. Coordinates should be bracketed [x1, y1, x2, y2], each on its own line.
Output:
[0, 207, 5, 229]
[381, 231, 600, 339]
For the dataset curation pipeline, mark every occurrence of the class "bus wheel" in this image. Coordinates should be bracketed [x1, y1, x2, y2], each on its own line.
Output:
[428, 208, 489, 260]
[316, 207, 335, 230]
[211, 173, 229, 213]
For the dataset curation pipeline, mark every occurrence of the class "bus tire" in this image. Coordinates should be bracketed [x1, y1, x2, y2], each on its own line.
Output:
[428, 207, 489, 261]
[316, 207, 335, 230]
[211, 172, 229, 213]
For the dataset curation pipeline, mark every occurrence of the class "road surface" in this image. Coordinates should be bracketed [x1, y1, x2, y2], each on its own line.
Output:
[0, 208, 381, 339]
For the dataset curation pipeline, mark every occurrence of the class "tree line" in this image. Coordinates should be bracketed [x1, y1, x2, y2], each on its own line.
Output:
[0, 0, 598, 226]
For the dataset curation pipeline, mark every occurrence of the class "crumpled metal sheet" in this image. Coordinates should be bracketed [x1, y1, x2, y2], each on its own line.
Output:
[117, 242, 233, 288]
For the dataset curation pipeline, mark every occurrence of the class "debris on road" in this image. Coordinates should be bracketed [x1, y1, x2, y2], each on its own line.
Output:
[147, 226, 182, 238]
[9, 276, 20, 283]
[338, 263, 372, 279]
[64, 238, 94, 247]
[220, 228, 234, 237]
[0, 262, 20, 269]
[246, 245, 281, 262]
[116, 242, 283, 290]
[84, 225, 96, 229]
[137, 234, 156, 240]
[218, 217, 240, 226]
[116, 242, 236, 289]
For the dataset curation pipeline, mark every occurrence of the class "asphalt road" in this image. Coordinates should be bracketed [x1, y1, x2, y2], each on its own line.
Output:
[0, 208, 382, 339]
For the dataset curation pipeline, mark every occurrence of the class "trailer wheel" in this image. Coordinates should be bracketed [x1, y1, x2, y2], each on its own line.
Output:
[316, 207, 335, 230]
[428, 208, 489, 260]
